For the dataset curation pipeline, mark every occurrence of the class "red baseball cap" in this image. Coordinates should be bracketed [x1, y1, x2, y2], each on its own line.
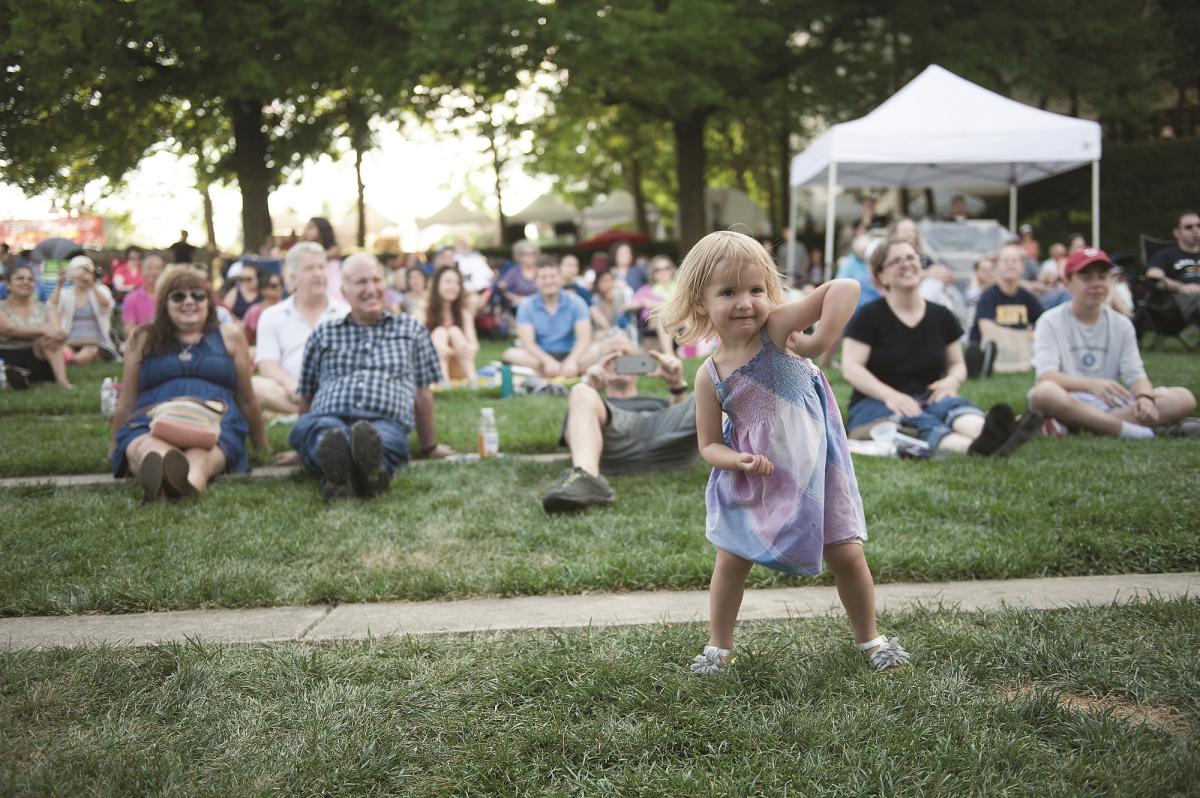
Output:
[1063, 247, 1113, 278]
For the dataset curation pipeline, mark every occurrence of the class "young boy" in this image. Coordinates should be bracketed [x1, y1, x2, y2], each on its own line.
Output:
[1027, 248, 1198, 438]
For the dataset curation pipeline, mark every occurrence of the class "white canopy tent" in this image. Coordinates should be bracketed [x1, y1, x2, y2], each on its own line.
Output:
[788, 65, 1103, 274]
[415, 198, 496, 248]
[508, 193, 579, 225]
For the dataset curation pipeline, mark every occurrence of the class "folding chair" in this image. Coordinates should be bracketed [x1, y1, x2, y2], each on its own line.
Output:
[1134, 234, 1196, 350]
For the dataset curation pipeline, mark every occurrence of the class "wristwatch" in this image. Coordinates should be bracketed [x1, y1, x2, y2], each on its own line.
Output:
[669, 382, 688, 396]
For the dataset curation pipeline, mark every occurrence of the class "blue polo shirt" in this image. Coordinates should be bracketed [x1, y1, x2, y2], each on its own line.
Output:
[516, 289, 590, 354]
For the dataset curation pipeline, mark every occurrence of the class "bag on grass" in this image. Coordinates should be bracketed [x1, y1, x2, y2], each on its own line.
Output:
[147, 398, 226, 449]
[980, 326, 1033, 374]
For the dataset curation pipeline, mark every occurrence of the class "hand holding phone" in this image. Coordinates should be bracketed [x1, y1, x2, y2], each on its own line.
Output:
[614, 354, 654, 375]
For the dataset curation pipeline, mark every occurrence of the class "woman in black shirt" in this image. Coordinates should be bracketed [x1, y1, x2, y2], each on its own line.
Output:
[841, 239, 1031, 456]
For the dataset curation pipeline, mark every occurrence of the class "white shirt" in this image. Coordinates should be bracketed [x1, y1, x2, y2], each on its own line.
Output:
[255, 294, 348, 379]
[1032, 303, 1147, 385]
[455, 252, 494, 293]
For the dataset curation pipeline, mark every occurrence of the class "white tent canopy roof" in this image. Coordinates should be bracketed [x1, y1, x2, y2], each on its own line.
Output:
[509, 193, 578, 225]
[417, 198, 493, 227]
[789, 65, 1102, 189]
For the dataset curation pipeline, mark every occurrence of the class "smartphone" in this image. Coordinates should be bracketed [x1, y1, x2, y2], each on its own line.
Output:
[614, 354, 654, 375]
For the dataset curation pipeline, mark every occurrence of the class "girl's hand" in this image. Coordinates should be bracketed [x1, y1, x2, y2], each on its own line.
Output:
[785, 331, 823, 360]
[736, 453, 774, 475]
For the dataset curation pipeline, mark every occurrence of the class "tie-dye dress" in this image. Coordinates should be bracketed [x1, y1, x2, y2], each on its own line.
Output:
[704, 329, 867, 575]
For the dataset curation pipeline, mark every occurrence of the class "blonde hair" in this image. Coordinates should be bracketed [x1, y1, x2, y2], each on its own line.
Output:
[656, 231, 783, 345]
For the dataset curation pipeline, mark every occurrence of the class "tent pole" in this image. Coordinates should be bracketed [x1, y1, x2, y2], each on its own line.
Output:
[1091, 160, 1100, 248]
[1008, 182, 1017, 234]
[824, 162, 837, 275]
[786, 182, 799, 282]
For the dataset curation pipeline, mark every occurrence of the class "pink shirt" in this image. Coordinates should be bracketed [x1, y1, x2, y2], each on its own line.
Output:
[121, 286, 156, 327]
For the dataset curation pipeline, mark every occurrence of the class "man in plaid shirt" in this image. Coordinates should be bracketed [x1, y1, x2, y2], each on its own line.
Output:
[289, 254, 454, 499]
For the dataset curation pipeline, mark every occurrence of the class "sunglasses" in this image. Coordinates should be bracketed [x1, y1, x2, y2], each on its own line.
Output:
[168, 290, 208, 304]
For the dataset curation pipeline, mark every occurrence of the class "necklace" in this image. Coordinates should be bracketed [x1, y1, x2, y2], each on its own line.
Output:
[178, 342, 197, 362]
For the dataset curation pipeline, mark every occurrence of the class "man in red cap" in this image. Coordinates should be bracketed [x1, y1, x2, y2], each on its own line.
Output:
[1027, 248, 1198, 438]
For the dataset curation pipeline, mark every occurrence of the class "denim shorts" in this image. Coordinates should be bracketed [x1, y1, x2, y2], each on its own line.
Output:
[846, 392, 984, 452]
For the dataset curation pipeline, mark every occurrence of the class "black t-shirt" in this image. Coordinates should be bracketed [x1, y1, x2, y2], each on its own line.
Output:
[1149, 245, 1200, 284]
[844, 298, 964, 406]
[969, 283, 1043, 343]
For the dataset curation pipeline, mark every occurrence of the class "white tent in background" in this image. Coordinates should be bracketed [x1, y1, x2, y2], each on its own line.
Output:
[706, 187, 770, 235]
[416, 198, 496, 248]
[509, 193, 579, 225]
[581, 190, 661, 238]
[788, 64, 1103, 273]
[331, 204, 397, 250]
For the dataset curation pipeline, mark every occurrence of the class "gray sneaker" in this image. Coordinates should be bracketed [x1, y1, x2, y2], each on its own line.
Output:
[1157, 417, 1200, 438]
[541, 467, 614, 513]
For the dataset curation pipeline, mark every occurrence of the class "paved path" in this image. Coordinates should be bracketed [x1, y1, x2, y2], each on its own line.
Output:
[0, 453, 569, 490]
[2, 572, 1195, 651]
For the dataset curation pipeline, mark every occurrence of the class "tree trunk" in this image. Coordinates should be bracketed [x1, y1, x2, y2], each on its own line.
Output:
[626, 156, 650, 237]
[673, 113, 708, 254]
[202, 183, 216, 250]
[487, 129, 507, 245]
[355, 144, 366, 249]
[228, 99, 274, 254]
[777, 127, 790, 235]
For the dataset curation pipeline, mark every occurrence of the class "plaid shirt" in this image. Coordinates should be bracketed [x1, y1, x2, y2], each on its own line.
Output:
[298, 312, 442, 431]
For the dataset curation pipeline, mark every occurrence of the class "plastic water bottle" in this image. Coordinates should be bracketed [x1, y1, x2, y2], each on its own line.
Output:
[478, 407, 499, 458]
[100, 377, 116, 417]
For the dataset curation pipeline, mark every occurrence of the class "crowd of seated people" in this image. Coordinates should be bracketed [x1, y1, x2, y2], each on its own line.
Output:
[1, 207, 1196, 509]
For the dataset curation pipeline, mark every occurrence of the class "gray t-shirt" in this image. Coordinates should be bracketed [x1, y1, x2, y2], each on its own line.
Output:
[1032, 303, 1147, 385]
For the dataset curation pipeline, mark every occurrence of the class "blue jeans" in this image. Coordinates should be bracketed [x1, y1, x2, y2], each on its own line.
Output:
[289, 413, 411, 476]
[847, 392, 984, 452]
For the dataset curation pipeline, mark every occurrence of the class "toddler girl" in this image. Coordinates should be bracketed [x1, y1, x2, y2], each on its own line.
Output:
[657, 231, 909, 674]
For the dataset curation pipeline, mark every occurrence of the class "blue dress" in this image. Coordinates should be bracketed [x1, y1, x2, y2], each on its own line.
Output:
[111, 327, 250, 477]
[704, 329, 867, 576]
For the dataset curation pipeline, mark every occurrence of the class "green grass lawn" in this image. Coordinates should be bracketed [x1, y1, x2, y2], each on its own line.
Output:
[1, 349, 1198, 615]
[2, 599, 1197, 795]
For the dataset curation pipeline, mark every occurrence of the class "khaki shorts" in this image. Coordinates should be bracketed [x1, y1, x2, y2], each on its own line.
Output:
[561, 394, 699, 475]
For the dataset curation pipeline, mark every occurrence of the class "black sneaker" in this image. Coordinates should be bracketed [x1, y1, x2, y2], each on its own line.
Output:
[541, 466, 614, 513]
[968, 404, 1016, 456]
[350, 420, 391, 497]
[995, 409, 1045, 457]
[316, 428, 354, 501]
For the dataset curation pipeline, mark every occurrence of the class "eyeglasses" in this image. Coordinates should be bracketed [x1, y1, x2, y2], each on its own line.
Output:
[168, 290, 208, 304]
[1180, 223, 1200, 230]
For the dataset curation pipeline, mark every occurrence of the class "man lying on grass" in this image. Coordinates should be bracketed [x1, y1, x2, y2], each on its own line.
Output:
[542, 335, 695, 512]
[1028, 248, 1199, 439]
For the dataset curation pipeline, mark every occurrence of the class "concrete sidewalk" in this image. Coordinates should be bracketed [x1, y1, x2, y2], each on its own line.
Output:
[0, 453, 569, 490]
[2, 572, 1195, 651]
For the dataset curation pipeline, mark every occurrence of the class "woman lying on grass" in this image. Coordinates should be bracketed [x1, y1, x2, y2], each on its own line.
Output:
[658, 230, 909, 676]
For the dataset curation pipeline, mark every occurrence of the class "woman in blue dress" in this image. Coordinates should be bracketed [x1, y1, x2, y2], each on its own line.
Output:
[110, 265, 267, 501]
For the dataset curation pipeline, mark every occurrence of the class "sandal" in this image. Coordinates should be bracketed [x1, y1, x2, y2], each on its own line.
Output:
[162, 448, 197, 499]
[690, 645, 735, 676]
[139, 452, 164, 502]
[856, 635, 910, 671]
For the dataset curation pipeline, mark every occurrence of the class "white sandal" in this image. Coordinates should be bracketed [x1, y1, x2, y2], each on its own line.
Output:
[690, 645, 735, 675]
[856, 635, 910, 671]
